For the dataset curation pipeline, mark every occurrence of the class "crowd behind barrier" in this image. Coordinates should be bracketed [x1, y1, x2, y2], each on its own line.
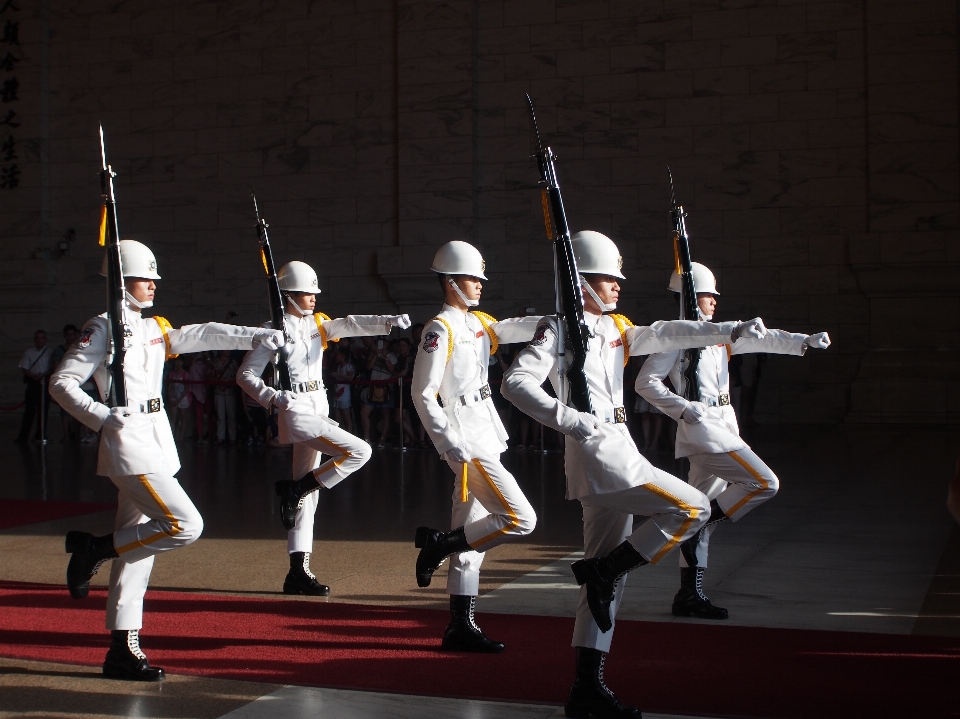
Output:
[13, 321, 763, 451]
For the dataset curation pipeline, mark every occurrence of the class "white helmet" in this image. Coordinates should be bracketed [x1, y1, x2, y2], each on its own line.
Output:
[430, 240, 488, 280]
[668, 262, 718, 295]
[100, 239, 160, 280]
[277, 261, 320, 293]
[571, 231, 625, 279]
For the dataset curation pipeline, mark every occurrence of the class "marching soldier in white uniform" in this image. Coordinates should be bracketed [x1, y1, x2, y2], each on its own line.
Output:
[636, 262, 830, 619]
[237, 260, 410, 596]
[411, 241, 541, 652]
[50, 240, 284, 682]
[502, 232, 768, 718]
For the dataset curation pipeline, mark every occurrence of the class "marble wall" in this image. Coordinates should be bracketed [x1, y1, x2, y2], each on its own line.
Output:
[1, 0, 957, 423]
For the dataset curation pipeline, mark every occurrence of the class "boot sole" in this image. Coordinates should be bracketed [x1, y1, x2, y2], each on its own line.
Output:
[103, 666, 165, 682]
[64, 530, 87, 554]
[283, 582, 331, 597]
[414, 526, 429, 548]
[671, 602, 728, 620]
[570, 560, 589, 585]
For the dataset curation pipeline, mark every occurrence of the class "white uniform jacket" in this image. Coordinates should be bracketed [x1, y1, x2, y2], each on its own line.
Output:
[412, 305, 541, 457]
[50, 311, 259, 477]
[238, 311, 389, 445]
[635, 329, 809, 458]
[502, 314, 745, 500]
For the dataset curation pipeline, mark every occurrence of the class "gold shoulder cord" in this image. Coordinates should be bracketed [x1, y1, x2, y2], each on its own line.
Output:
[608, 314, 634, 368]
[726, 344, 733, 361]
[313, 312, 335, 350]
[431, 317, 455, 364]
[469, 311, 499, 356]
[152, 316, 179, 360]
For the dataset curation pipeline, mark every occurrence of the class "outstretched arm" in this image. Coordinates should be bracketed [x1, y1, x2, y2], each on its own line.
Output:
[625, 318, 765, 356]
[322, 314, 410, 341]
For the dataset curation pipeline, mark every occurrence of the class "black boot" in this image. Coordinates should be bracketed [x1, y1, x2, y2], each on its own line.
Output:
[102, 630, 165, 682]
[571, 541, 647, 633]
[679, 498, 728, 568]
[565, 647, 640, 719]
[672, 566, 728, 620]
[65, 531, 118, 600]
[283, 551, 330, 596]
[441, 595, 505, 653]
[275, 472, 320, 530]
[414, 526, 471, 588]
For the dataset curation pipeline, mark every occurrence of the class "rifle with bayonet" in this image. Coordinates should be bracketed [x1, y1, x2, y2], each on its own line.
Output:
[526, 94, 593, 414]
[98, 125, 128, 407]
[668, 167, 701, 403]
[251, 194, 292, 392]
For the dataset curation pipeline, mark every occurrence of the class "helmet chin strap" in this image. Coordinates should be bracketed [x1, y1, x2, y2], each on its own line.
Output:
[447, 277, 479, 308]
[580, 275, 616, 312]
[283, 293, 313, 316]
[125, 292, 153, 310]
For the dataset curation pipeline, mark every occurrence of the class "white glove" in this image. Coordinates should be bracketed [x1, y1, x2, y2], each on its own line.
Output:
[444, 445, 471, 464]
[804, 332, 831, 350]
[732, 317, 766, 341]
[387, 314, 412, 330]
[570, 412, 600, 443]
[253, 328, 285, 351]
[273, 391, 298, 410]
[102, 406, 133, 431]
[681, 401, 707, 424]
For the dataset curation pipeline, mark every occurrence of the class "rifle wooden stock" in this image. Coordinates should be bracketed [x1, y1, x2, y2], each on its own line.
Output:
[99, 127, 127, 408]
[527, 95, 593, 414]
[668, 168, 701, 403]
[252, 194, 292, 392]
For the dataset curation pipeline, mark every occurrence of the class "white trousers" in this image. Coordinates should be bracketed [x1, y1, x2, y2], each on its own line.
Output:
[288, 425, 372, 554]
[215, 393, 237, 442]
[446, 454, 536, 597]
[571, 468, 709, 653]
[679, 447, 779, 568]
[106, 473, 204, 630]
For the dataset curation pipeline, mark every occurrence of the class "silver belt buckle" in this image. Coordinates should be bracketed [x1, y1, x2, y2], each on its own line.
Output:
[718, 393, 730, 406]
[613, 406, 626, 423]
[306, 380, 319, 392]
[146, 398, 161, 413]
[479, 384, 492, 400]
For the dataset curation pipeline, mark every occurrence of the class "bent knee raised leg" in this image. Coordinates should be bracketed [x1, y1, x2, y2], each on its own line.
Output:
[353, 440, 372, 466]
[174, 511, 204, 545]
[514, 506, 537, 536]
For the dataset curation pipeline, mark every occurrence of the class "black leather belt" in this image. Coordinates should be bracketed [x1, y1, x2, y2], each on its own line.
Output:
[294, 380, 323, 393]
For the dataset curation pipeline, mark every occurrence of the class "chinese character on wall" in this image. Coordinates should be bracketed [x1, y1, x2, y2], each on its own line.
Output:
[0, 2, 20, 190]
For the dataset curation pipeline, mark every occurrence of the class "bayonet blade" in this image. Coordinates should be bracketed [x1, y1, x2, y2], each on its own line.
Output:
[667, 165, 676, 207]
[99, 124, 107, 171]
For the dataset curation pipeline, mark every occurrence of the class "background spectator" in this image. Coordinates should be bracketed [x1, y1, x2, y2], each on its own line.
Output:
[16, 330, 52, 444]
[359, 336, 395, 448]
[330, 345, 355, 433]
[393, 337, 416, 447]
[166, 356, 192, 442]
[188, 352, 211, 443]
[211, 350, 239, 445]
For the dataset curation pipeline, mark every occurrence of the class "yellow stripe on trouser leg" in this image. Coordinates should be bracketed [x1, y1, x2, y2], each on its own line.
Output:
[642, 482, 700, 564]
[470, 459, 520, 548]
[310, 437, 353, 478]
[461, 461, 469, 503]
[114, 475, 182, 554]
[723, 450, 769, 517]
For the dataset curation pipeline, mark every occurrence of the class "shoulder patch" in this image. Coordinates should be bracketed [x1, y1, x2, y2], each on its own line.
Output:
[77, 327, 96, 349]
[531, 323, 550, 347]
[423, 331, 441, 353]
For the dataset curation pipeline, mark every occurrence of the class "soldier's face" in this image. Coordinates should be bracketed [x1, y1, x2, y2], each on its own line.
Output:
[697, 293, 717, 319]
[457, 276, 482, 302]
[288, 293, 316, 313]
[583, 275, 620, 313]
[127, 278, 156, 305]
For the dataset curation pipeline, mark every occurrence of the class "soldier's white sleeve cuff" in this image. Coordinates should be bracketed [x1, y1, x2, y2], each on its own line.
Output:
[89, 402, 110, 430]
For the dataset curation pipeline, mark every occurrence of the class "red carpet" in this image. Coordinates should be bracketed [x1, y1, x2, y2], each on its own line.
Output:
[0, 499, 116, 530]
[0, 580, 956, 718]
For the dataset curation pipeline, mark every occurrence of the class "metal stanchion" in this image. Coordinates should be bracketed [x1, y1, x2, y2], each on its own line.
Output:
[398, 377, 405, 452]
[39, 376, 50, 445]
